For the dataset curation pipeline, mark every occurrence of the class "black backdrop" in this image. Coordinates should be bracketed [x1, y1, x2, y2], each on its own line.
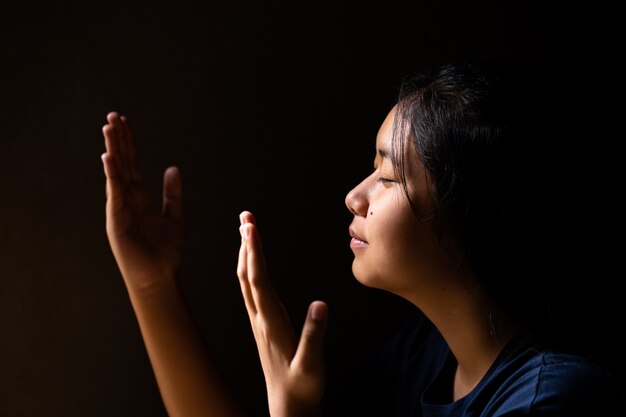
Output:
[0, 1, 622, 416]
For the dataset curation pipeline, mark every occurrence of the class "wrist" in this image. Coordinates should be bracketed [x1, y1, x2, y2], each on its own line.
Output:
[125, 274, 181, 303]
[269, 396, 322, 417]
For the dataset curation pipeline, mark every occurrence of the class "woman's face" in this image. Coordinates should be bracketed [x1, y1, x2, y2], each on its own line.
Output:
[345, 106, 453, 297]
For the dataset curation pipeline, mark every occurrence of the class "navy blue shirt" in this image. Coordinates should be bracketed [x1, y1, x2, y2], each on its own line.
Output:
[322, 312, 625, 416]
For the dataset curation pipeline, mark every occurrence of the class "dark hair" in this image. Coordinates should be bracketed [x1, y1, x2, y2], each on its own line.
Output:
[390, 59, 619, 343]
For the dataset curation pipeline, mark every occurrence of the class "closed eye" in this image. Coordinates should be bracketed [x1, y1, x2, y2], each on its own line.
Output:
[372, 164, 396, 185]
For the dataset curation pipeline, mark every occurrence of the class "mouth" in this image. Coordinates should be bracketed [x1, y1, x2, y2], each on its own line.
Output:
[349, 226, 368, 249]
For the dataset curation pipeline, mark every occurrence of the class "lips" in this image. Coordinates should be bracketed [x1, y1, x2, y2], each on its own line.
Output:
[349, 225, 368, 248]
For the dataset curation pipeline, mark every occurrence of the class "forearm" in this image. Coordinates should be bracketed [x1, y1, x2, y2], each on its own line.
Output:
[128, 280, 249, 417]
[270, 399, 323, 417]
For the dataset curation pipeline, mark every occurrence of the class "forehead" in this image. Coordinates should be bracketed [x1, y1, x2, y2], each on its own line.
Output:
[375, 105, 427, 180]
[375, 106, 398, 158]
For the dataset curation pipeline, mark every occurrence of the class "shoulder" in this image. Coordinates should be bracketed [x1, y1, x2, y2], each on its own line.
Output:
[531, 353, 623, 415]
[484, 346, 625, 416]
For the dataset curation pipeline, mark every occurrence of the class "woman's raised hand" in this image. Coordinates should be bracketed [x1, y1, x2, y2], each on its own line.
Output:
[101, 112, 185, 295]
[237, 211, 328, 417]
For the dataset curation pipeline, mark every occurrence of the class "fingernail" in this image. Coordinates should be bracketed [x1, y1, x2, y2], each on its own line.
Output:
[311, 302, 325, 321]
[239, 212, 245, 225]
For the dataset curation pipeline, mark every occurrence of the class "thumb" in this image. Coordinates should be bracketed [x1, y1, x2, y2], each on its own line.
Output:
[293, 301, 328, 375]
[162, 166, 183, 221]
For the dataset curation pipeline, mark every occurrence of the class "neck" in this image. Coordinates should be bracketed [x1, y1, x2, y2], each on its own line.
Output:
[447, 307, 513, 400]
[442, 298, 514, 400]
[402, 277, 515, 401]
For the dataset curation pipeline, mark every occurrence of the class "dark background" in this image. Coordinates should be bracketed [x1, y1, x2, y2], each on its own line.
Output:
[0, 1, 622, 416]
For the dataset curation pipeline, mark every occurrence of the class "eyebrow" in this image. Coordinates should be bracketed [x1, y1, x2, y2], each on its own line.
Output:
[373, 147, 391, 169]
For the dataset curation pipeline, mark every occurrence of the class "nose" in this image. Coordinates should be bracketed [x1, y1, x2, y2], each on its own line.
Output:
[345, 179, 369, 216]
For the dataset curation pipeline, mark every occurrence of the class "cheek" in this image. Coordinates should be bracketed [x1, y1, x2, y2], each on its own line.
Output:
[360, 198, 426, 286]
[375, 208, 423, 270]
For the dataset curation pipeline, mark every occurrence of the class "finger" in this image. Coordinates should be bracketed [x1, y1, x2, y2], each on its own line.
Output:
[292, 301, 328, 374]
[237, 223, 257, 316]
[102, 123, 121, 161]
[104, 113, 149, 212]
[244, 222, 284, 319]
[101, 153, 124, 216]
[239, 210, 257, 227]
[162, 166, 184, 222]
[107, 112, 129, 170]
[120, 115, 142, 183]
[102, 118, 127, 188]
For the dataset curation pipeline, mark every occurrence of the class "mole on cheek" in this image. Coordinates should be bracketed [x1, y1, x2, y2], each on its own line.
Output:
[370, 211, 373, 215]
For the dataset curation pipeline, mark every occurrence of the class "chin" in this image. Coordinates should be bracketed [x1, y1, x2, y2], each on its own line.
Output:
[351, 262, 383, 289]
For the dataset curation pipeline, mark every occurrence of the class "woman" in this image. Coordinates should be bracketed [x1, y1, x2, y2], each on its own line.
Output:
[101, 60, 624, 416]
